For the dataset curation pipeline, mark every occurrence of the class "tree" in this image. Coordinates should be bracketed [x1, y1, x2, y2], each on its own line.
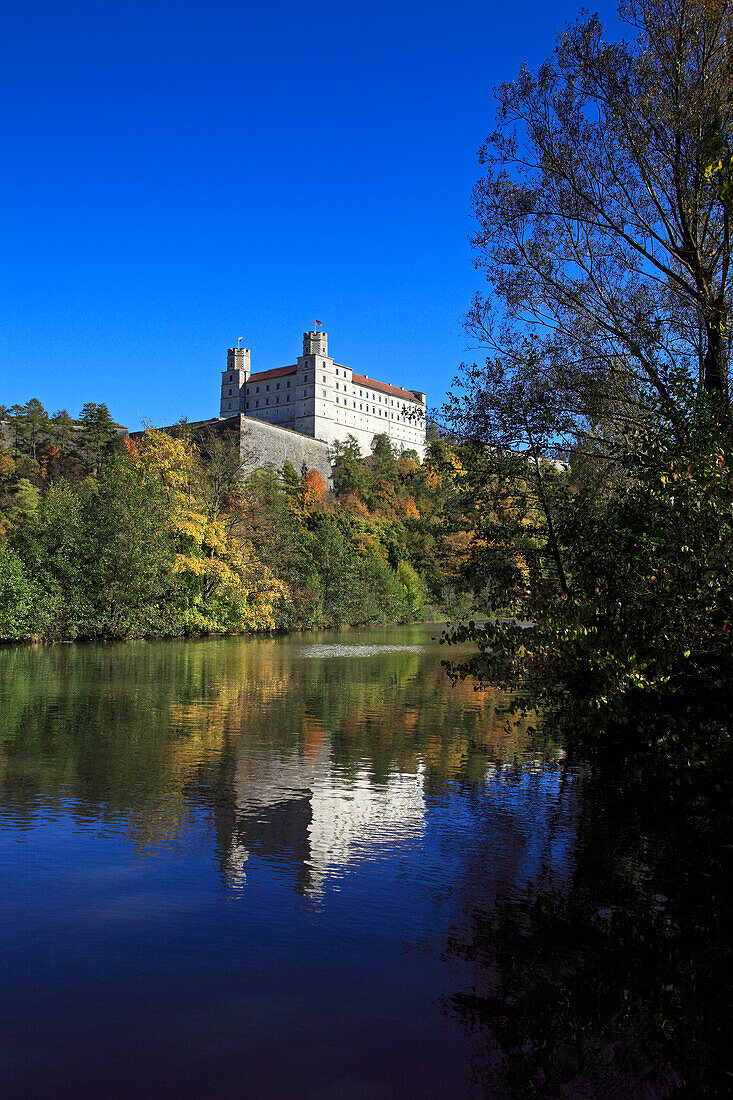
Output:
[127, 429, 287, 634]
[444, 351, 571, 598]
[370, 433, 397, 480]
[280, 460, 301, 497]
[298, 469, 328, 513]
[444, 0, 733, 784]
[78, 403, 121, 474]
[330, 435, 370, 497]
[470, 0, 733, 438]
[49, 408, 75, 455]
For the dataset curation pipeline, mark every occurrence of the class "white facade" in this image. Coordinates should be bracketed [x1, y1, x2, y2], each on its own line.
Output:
[219, 331, 426, 460]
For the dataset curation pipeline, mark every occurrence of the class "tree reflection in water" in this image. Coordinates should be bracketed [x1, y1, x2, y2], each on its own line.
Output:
[444, 775, 731, 1097]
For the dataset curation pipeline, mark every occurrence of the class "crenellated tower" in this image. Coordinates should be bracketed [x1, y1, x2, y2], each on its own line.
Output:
[302, 330, 328, 357]
[220, 346, 251, 416]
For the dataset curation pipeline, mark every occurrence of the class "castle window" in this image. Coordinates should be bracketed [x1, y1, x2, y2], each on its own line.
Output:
[227, 402, 232, 409]
[276, 397, 280, 404]
[287, 380, 290, 388]
[276, 382, 280, 390]
[228, 388, 232, 395]
[256, 386, 260, 394]
[266, 384, 270, 391]
[322, 389, 326, 397]
[247, 387, 250, 395]
[255, 400, 259, 408]
[322, 375, 326, 382]
[266, 398, 269, 406]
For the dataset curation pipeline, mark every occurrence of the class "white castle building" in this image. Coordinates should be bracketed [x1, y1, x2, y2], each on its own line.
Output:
[219, 330, 426, 460]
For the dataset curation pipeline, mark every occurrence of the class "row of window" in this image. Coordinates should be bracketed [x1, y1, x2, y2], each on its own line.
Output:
[225, 371, 417, 411]
[225, 393, 417, 425]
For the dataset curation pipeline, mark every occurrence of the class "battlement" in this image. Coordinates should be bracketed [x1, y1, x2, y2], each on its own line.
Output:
[226, 347, 251, 377]
[303, 330, 328, 357]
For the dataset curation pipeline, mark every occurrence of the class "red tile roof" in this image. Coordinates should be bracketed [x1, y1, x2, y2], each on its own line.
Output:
[248, 364, 297, 383]
[351, 373, 423, 403]
[247, 363, 423, 403]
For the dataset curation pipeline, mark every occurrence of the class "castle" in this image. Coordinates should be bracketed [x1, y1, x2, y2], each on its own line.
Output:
[219, 330, 426, 461]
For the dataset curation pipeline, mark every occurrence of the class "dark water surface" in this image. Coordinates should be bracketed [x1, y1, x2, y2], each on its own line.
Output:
[0, 626, 728, 1098]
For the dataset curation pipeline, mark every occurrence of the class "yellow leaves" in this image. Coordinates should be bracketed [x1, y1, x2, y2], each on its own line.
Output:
[127, 428, 194, 494]
[174, 512, 207, 541]
[120, 426, 290, 634]
[0, 450, 16, 483]
[173, 553, 231, 581]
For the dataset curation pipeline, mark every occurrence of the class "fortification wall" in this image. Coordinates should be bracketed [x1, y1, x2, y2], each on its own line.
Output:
[131, 414, 332, 485]
[239, 415, 332, 484]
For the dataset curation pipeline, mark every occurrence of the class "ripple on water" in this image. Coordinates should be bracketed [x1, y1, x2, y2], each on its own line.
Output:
[295, 643, 426, 658]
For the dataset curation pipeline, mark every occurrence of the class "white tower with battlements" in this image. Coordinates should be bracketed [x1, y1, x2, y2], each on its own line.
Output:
[220, 346, 250, 416]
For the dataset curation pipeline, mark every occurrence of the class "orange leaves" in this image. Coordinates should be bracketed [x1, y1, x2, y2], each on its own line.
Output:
[341, 490, 370, 516]
[298, 469, 327, 512]
[400, 497, 420, 519]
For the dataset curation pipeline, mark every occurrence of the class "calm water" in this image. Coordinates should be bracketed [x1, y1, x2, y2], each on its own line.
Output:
[0, 625, 728, 1097]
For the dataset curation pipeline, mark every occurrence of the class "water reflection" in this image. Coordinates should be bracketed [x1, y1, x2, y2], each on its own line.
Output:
[0, 626, 556, 856]
[0, 626, 580, 1098]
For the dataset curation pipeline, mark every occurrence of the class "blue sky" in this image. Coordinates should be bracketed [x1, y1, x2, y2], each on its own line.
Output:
[0, 0, 621, 429]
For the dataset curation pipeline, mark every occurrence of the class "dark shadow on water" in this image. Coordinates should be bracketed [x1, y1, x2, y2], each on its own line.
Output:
[443, 771, 733, 1097]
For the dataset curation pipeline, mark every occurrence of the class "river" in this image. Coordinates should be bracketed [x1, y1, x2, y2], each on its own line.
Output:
[0, 625, 727, 1097]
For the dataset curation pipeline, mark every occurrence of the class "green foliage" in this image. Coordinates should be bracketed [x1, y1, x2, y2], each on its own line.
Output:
[78, 402, 122, 473]
[445, 391, 733, 789]
[0, 391, 484, 639]
[0, 543, 36, 640]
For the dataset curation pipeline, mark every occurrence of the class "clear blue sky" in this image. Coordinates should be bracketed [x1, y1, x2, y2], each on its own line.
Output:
[0, 0, 620, 429]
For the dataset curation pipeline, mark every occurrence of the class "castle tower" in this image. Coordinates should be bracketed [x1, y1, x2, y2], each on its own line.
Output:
[302, 330, 328, 357]
[220, 346, 250, 416]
